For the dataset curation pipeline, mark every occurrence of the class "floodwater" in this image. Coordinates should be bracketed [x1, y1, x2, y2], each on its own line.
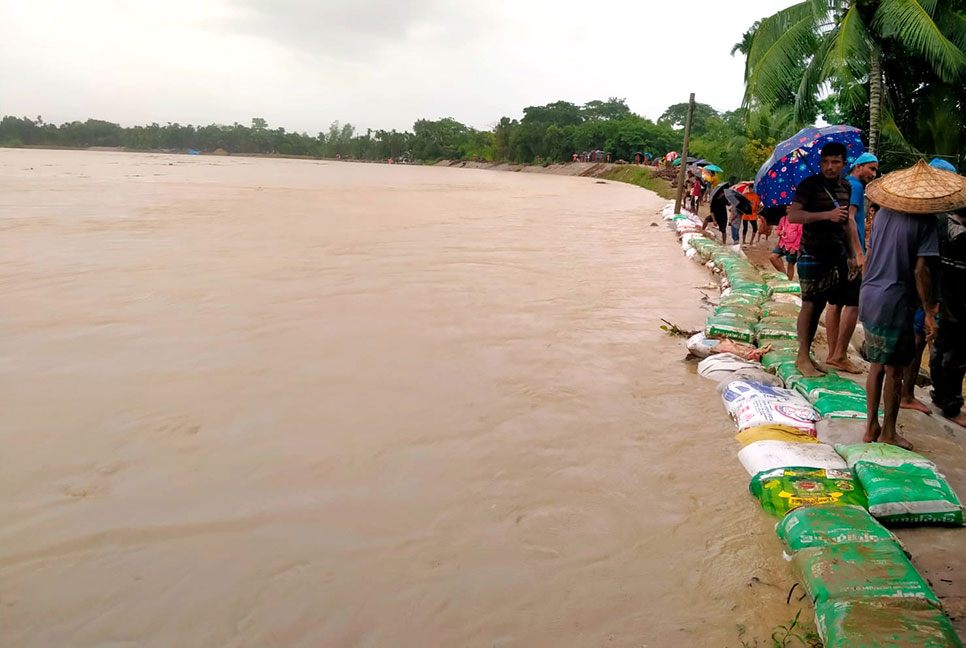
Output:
[0, 149, 961, 647]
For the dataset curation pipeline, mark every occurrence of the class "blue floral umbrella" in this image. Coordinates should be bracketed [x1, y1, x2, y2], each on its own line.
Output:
[754, 125, 865, 207]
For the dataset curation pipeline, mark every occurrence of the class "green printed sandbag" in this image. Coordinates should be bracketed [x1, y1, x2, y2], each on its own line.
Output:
[714, 303, 760, 320]
[775, 361, 804, 388]
[759, 301, 800, 319]
[813, 393, 870, 419]
[792, 541, 941, 609]
[775, 505, 900, 555]
[760, 270, 788, 282]
[853, 462, 965, 526]
[749, 467, 866, 517]
[795, 375, 867, 402]
[705, 315, 756, 343]
[836, 443, 934, 469]
[762, 338, 799, 353]
[755, 316, 798, 341]
[762, 350, 798, 371]
[768, 279, 801, 294]
[815, 601, 963, 648]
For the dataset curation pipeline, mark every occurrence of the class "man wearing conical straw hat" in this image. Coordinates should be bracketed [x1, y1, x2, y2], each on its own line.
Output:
[861, 160, 966, 447]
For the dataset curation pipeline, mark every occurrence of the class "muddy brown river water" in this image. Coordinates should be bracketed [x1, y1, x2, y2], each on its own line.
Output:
[0, 149, 962, 647]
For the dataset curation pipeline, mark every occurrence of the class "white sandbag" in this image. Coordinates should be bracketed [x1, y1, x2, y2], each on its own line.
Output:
[738, 440, 847, 476]
[686, 332, 720, 358]
[728, 367, 784, 387]
[697, 354, 762, 382]
[721, 380, 820, 433]
[815, 418, 867, 446]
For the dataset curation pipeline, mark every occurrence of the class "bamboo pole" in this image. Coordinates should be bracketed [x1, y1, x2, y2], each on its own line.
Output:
[673, 93, 696, 214]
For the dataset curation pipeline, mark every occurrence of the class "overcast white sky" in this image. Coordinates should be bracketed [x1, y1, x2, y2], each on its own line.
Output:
[1, 0, 798, 133]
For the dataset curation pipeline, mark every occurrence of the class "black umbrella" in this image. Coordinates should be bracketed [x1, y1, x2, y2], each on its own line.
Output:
[724, 188, 753, 214]
[709, 181, 732, 203]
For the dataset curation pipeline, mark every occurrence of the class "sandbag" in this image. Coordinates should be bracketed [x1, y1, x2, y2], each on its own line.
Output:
[792, 541, 941, 609]
[735, 425, 819, 446]
[768, 280, 801, 294]
[815, 601, 964, 648]
[726, 367, 784, 387]
[755, 317, 799, 342]
[816, 418, 867, 446]
[853, 462, 965, 526]
[685, 332, 721, 359]
[697, 353, 762, 382]
[762, 350, 798, 370]
[705, 315, 756, 344]
[770, 292, 803, 306]
[738, 440, 847, 476]
[813, 393, 869, 419]
[775, 505, 900, 555]
[714, 303, 761, 320]
[759, 301, 800, 319]
[795, 375, 866, 402]
[721, 380, 820, 433]
[835, 443, 936, 469]
[775, 361, 804, 389]
[750, 467, 866, 517]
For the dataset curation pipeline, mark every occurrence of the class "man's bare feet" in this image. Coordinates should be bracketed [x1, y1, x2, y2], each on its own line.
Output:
[826, 357, 862, 374]
[864, 419, 881, 443]
[878, 432, 914, 450]
[948, 411, 966, 429]
[797, 358, 825, 378]
[899, 397, 932, 414]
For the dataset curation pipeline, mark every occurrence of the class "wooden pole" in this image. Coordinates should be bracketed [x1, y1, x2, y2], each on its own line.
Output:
[673, 93, 696, 214]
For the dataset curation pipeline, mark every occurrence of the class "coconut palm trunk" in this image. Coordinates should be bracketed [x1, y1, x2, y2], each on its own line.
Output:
[869, 41, 882, 157]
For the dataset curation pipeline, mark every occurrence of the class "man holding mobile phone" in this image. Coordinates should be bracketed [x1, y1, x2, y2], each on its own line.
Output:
[787, 142, 856, 378]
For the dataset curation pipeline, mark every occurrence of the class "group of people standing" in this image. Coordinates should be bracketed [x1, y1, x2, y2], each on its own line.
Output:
[786, 143, 966, 448]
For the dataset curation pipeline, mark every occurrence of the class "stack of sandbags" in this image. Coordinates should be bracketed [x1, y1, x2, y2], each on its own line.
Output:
[837, 444, 965, 526]
[659, 201, 963, 645]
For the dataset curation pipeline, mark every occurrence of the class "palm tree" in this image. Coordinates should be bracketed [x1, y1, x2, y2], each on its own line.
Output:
[742, 0, 966, 155]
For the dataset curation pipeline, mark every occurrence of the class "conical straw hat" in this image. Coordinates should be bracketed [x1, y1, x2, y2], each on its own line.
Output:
[866, 159, 966, 214]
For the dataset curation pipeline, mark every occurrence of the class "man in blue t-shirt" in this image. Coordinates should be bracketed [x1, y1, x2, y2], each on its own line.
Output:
[824, 152, 878, 374]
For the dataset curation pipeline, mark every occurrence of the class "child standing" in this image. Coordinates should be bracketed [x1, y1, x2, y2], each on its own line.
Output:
[769, 214, 803, 280]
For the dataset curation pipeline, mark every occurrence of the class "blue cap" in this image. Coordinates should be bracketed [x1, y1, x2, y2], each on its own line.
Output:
[929, 157, 957, 173]
[851, 152, 878, 169]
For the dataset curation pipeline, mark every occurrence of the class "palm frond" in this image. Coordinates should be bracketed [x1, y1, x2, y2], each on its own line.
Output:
[744, 14, 820, 108]
[933, 5, 966, 52]
[915, 0, 938, 17]
[794, 33, 833, 125]
[821, 5, 871, 81]
[873, 0, 966, 81]
[745, 1, 818, 74]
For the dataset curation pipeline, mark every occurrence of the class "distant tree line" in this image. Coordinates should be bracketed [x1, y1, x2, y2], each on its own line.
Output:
[0, 98, 687, 165]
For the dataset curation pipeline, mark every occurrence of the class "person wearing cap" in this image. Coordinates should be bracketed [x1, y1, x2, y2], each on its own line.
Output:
[928, 162, 966, 428]
[859, 160, 966, 448]
[826, 152, 878, 374]
[787, 142, 855, 378]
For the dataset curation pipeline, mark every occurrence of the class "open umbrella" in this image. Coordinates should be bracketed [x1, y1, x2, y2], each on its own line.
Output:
[754, 125, 864, 207]
[731, 181, 754, 194]
[709, 181, 732, 203]
[673, 158, 682, 166]
[704, 164, 724, 174]
[724, 188, 753, 214]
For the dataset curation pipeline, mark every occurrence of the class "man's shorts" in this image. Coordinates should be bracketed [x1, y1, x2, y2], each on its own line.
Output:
[797, 255, 859, 307]
[865, 322, 916, 366]
[772, 247, 799, 264]
[828, 272, 861, 307]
